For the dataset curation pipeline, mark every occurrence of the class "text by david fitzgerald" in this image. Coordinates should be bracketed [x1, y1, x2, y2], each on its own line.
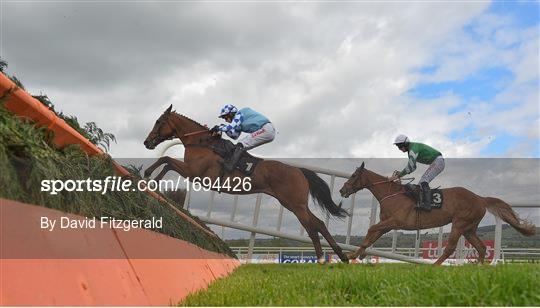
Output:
[41, 216, 163, 232]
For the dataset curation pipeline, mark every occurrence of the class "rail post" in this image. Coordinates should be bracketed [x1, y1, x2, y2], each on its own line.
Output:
[345, 193, 357, 245]
[206, 190, 216, 218]
[369, 197, 378, 227]
[437, 226, 444, 257]
[457, 236, 465, 264]
[276, 205, 284, 232]
[230, 195, 239, 222]
[391, 230, 398, 253]
[491, 216, 503, 264]
[414, 231, 421, 259]
[183, 183, 191, 210]
[247, 194, 263, 263]
[325, 175, 336, 227]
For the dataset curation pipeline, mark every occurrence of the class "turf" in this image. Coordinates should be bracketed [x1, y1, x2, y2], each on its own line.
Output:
[180, 263, 540, 306]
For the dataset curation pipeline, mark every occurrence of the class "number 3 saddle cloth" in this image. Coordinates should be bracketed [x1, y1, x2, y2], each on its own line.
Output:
[404, 184, 444, 209]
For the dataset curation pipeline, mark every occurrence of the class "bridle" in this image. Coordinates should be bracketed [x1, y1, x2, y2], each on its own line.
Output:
[151, 115, 211, 147]
[350, 168, 413, 204]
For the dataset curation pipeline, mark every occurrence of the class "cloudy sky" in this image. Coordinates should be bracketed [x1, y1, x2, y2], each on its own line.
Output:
[2, 1, 539, 238]
[3, 1, 538, 159]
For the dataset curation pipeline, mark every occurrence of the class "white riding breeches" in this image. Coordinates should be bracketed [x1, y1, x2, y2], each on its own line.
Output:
[419, 156, 445, 184]
[239, 122, 276, 150]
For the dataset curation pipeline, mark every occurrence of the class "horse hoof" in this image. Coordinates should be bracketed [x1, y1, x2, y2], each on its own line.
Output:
[346, 252, 357, 260]
[317, 258, 326, 265]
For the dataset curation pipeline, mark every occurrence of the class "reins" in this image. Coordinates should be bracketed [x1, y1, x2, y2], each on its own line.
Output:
[366, 176, 420, 230]
[366, 177, 414, 204]
[180, 129, 216, 147]
[181, 130, 209, 138]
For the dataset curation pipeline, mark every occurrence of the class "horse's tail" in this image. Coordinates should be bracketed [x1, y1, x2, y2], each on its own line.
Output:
[299, 168, 348, 218]
[484, 197, 536, 236]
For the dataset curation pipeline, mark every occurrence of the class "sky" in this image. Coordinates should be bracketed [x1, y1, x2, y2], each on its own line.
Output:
[2, 1, 538, 159]
[2, 1, 539, 238]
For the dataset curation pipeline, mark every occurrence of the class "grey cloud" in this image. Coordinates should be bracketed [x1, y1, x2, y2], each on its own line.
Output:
[3, 2, 536, 159]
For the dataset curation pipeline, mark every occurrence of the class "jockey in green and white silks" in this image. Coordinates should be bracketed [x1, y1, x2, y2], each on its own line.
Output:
[210, 104, 275, 172]
[390, 134, 445, 210]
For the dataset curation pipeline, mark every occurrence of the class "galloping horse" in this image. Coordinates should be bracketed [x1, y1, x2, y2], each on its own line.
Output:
[143, 105, 349, 263]
[339, 162, 535, 265]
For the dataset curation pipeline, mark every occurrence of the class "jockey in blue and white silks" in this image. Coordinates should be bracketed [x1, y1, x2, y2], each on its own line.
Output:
[210, 104, 275, 171]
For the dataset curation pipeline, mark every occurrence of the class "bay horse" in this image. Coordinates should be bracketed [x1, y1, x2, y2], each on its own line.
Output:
[143, 105, 349, 263]
[339, 162, 535, 265]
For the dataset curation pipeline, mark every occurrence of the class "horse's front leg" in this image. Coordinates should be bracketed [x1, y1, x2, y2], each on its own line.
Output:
[144, 156, 171, 178]
[153, 157, 192, 181]
[347, 219, 395, 260]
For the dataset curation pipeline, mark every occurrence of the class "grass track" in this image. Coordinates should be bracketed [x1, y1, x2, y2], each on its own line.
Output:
[181, 263, 540, 306]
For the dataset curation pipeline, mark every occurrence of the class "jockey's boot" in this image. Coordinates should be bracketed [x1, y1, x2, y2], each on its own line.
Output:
[223, 143, 245, 173]
[419, 182, 432, 211]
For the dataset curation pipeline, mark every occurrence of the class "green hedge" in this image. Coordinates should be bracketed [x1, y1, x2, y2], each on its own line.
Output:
[0, 102, 235, 257]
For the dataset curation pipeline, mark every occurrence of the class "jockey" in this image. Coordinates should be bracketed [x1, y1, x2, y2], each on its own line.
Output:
[389, 134, 445, 210]
[210, 104, 275, 172]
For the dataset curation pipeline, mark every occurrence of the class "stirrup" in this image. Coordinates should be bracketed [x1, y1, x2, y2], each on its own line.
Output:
[222, 160, 236, 173]
[416, 195, 432, 211]
[223, 147, 244, 172]
[415, 204, 431, 211]
[416, 198, 432, 211]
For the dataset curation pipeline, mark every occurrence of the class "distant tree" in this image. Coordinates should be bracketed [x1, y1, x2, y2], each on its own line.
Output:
[0, 58, 7, 72]
[9, 76, 25, 90]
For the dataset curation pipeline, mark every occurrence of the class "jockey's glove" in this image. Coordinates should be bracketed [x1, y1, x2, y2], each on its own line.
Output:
[209, 125, 220, 133]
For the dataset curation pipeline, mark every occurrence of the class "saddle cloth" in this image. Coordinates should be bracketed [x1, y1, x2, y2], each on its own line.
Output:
[210, 139, 261, 175]
[404, 184, 444, 209]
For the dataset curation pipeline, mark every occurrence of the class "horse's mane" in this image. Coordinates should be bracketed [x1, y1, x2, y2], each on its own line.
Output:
[172, 111, 208, 130]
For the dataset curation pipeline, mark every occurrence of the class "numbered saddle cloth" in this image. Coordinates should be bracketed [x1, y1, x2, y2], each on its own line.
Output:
[404, 184, 444, 209]
[210, 139, 262, 175]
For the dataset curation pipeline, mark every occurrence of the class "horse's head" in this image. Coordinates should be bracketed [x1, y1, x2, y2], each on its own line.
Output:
[144, 104, 176, 149]
[339, 162, 368, 198]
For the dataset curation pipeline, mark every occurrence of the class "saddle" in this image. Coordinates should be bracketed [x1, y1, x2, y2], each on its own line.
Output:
[403, 184, 444, 209]
[210, 139, 262, 175]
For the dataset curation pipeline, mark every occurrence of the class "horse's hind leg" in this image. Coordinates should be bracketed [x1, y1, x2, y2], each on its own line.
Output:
[306, 227, 324, 264]
[309, 213, 349, 263]
[292, 208, 325, 263]
[464, 232, 486, 264]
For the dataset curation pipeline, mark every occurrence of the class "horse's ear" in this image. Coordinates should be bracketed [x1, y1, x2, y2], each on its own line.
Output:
[360, 161, 365, 170]
[165, 104, 173, 114]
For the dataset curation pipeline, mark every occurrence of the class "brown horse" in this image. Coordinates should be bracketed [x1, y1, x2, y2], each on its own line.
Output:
[143, 105, 349, 263]
[339, 162, 535, 265]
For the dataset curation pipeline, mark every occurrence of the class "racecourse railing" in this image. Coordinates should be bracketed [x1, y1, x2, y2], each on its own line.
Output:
[159, 141, 539, 264]
[229, 246, 540, 263]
